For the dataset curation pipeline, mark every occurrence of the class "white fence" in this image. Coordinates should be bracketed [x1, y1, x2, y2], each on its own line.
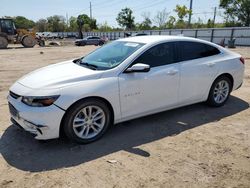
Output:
[85, 27, 250, 46]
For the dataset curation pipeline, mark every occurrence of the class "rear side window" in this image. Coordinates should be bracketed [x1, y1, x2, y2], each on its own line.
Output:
[178, 41, 220, 61]
[133, 42, 177, 68]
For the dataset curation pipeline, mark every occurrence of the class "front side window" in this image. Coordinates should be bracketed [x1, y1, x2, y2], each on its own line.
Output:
[178, 41, 220, 62]
[1, 20, 13, 30]
[132, 42, 177, 68]
[78, 41, 144, 70]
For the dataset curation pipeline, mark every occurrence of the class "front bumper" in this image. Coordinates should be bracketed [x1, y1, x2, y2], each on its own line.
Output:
[8, 94, 65, 140]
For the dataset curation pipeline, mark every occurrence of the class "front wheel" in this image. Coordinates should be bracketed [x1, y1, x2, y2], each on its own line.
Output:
[21, 35, 36, 48]
[63, 99, 112, 143]
[0, 36, 8, 49]
[206, 76, 232, 107]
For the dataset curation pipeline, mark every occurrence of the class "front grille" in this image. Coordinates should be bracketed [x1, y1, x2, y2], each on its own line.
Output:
[9, 91, 21, 99]
[8, 102, 18, 117]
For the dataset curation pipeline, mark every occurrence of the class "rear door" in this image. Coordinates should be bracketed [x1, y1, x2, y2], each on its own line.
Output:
[88, 37, 99, 45]
[92, 37, 100, 45]
[86, 37, 93, 45]
[119, 42, 180, 119]
[177, 41, 221, 104]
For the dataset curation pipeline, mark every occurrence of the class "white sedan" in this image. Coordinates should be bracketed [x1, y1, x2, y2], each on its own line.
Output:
[8, 36, 245, 143]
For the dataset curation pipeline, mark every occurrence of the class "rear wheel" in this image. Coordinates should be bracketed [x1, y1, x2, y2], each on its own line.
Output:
[21, 35, 36, 48]
[63, 99, 112, 143]
[99, 41, 104, 46]
[207, 76, 232, 107]
[0, 36, 8, 49]
[39, 40, 45, 47]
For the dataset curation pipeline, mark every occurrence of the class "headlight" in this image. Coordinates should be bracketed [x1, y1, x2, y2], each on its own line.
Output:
[22, 95, 60, 107]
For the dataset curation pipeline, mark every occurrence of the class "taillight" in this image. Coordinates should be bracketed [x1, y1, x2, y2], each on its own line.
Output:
[240, 57, 245, 64]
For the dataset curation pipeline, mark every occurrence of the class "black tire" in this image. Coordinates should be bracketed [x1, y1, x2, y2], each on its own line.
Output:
[21, 35, 36, 48]
[206, 76, 232, 107]
[99, 41, 104, 46]
[39, 40, 45, 47]
[81, 42, 86, 46]
[0, 36, 8, 49]
[62, 99, 112, 144]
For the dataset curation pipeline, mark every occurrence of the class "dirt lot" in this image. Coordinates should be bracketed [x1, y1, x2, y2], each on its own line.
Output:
[0, 45, 249, 188]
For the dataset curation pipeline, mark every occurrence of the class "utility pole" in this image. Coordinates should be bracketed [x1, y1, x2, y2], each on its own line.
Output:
[90, 2, 92, 19]
[188, 0, 193, 27]
[213, 7, 217, 27]
[66, 13, 69, 27]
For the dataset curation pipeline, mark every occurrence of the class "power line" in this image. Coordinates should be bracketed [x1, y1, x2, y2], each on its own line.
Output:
[74, 0, 223, 26]
[93, 0, 167, 18]
[131, 0, 165, 10]
[92, 0, 123, 9]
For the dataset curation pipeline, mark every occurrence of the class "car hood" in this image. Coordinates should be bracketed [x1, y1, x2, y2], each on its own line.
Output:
[17, 60, 103, 89]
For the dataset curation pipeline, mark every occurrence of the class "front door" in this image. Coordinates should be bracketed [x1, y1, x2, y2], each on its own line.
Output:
[118, 42, 180, 120]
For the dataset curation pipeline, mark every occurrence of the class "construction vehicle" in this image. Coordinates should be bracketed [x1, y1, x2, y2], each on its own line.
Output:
[0, 18, 44, 49]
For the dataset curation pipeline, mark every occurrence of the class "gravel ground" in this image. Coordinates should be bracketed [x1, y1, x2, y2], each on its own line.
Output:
[0, 44, 249, 188]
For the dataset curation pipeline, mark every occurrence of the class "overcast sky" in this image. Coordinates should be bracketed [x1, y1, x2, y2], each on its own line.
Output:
[1, 0, 224, 27]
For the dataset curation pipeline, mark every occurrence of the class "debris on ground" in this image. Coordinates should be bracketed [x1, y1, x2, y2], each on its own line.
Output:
[107, 160, 118, 164]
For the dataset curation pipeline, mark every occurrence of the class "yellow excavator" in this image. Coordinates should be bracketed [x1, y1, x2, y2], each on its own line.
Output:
[0, 18, 44, 49]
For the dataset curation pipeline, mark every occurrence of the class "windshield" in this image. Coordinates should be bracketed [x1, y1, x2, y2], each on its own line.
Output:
[77, 41, 144, 70]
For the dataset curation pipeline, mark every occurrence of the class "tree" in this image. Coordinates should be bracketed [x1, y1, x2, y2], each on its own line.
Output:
[153, 8, 169, 29]
[174, 5, 191, 22]
[166, 16, 176, 29]
[13, 16, 35, 29]
[36, 19, 48, 32]
[77, 14, 97, 31]
[47, 15, 66, 32]
[220, 0, 250, 26]
[98, 21, 113, 31]
[116, 7, 135, 30]
[68, 16, 78, 32]
[207, 19, 213, 28]
[192, 18, 204, 28]
[174, 5, 192, 28]
[90, 19, 97, 30]
[138, 12, 152, 30]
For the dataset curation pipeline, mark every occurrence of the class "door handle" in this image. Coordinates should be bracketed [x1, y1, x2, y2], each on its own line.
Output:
[166, 69, 178, 75]
[207, 62, 215, 67]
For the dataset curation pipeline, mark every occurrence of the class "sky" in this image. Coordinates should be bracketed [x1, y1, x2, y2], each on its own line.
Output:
[1, 0, 224, 27]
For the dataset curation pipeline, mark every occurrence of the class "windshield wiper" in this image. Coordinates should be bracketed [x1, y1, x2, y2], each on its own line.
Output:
[73, 58, 81, 63]
[80, 62, 98, 70]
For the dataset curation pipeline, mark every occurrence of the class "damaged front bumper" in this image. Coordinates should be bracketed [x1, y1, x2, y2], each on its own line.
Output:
[8, 95, 65, 140]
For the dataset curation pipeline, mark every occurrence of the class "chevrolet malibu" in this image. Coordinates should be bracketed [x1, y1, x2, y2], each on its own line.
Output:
[8, 36, 245, 143]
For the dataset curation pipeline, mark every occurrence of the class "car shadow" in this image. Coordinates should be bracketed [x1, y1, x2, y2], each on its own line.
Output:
[0, 96, 249, 172]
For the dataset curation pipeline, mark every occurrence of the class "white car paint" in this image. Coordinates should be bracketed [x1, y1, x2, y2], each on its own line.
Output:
[8, 36, 244, 140]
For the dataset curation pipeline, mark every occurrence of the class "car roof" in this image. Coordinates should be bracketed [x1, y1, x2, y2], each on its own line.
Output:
[118, 35, 212, 45]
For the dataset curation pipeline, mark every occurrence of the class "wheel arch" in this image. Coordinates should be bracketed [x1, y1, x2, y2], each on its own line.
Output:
[214, 73, 234, 91]
[59, 96, 115, 138]
[206, 72, 234, 101]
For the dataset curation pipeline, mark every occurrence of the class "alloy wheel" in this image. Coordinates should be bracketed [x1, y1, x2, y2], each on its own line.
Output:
[213, 80, 230, 104]
[72, 105, 106, 139]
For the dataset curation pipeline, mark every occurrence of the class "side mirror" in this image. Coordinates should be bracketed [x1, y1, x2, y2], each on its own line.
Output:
[125, 63, 150, 73]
